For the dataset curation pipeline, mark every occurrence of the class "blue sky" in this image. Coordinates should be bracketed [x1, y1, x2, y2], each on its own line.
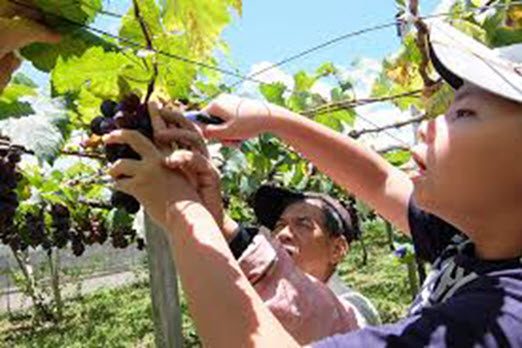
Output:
[22, 0, 444, 88]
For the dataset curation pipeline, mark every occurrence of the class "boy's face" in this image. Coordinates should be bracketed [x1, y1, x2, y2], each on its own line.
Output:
[411, 83, 522, 220]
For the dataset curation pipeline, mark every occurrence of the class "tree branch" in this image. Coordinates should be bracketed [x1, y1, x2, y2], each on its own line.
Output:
[133, 0, 158, 102]
[349, 114, 426, 139]
[60, 150, 105, 160]
[376, 144, 410, 154]
[409, 0, 437, 88]
[303, 89, 423, 117]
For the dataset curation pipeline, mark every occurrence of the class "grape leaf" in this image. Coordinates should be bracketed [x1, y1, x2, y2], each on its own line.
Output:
[0, 76, 37, 119]
[21, 29, 115, 73]
[52, 47, 130, 97]
[34, 0, 102, 30]
[0, 113, 64, 163]
[259, 82, 286, 106]
[161, 0, 239, 54]
[489, 26, 522, 47]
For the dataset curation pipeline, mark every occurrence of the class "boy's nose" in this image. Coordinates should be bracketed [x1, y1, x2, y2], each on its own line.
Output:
[417, 118, 436, 144]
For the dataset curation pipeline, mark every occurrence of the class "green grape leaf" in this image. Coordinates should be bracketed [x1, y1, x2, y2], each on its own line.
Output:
[52, 47, 130, 97]
[489, 26, 522, 47]
[34, 0, 101, 29]
[0, 78, 37, 120]
[21, 29, 115, 73]
[294, 71, 317, 92]
[0, 114, 64, 163]
[316, 62, 337, 76]
[161, 0, 239, 54]
[314, 113, 342, 132]
[425, 83, 454, 118]
[383, 150, 411, 167]
[119, 0, 162, 46]
[259, 82, 286, 106]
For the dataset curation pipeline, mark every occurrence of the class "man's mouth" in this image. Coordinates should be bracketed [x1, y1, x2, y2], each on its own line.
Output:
[281, 244, 298, 258]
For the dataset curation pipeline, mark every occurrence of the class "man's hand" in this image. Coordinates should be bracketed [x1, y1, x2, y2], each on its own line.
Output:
[0, 14, 60, 91]
[150, 101, 239, 240]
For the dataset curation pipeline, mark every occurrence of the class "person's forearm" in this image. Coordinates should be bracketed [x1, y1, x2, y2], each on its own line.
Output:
[267, 106, 413, 232]
[164, 200, 299, 348]
[222, 214, 239, 242]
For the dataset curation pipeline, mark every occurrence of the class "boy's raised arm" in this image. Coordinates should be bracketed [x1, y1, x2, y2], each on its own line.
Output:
[202, 95, 414, 234]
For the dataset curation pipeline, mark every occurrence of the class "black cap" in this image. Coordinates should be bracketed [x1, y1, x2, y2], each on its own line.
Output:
[253, 185, 359, 243]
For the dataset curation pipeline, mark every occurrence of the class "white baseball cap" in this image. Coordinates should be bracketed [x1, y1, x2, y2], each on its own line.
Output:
[429, 20, 522, 103]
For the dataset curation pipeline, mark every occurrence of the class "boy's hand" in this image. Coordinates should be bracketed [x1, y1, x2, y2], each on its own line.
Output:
[199, 94, 276, 144]
[103, 129, 200, 226]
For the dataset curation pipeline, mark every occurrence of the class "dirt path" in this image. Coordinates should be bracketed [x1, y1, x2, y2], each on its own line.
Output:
[0, 271, 142, 313]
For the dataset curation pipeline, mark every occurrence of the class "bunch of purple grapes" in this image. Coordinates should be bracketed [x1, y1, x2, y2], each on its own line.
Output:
[0, 137, 24, 250]
[50, 204, 71, 249]
[90, 94, 153, 214]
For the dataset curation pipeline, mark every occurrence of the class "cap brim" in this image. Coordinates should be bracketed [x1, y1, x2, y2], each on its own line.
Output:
[253, 185, 305, 230]
[429, 20, 522, 103]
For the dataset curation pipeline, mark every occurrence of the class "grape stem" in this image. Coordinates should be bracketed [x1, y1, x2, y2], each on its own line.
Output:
[133, 0, 158, 103]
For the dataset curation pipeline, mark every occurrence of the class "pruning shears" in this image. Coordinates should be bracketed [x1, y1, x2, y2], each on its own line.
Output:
[184, 110, 225, 125]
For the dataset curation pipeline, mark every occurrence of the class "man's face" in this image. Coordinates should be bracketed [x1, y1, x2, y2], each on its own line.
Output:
[410, 83, 522, 222]
[272, 199, 343, 281]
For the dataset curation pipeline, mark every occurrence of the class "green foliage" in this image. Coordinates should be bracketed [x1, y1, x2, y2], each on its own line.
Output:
[21, 29, 114, 73]
[52, 47, 130, 98]
[0, 74, 36, 119]
[0, 281, 155, 348]
[34, 0, 101, 29]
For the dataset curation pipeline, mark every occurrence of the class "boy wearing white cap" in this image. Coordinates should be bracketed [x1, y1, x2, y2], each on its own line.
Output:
[105, 20, 522, 347]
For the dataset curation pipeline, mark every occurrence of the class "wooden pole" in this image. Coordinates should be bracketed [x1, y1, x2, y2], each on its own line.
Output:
[144, 214, 183, 348]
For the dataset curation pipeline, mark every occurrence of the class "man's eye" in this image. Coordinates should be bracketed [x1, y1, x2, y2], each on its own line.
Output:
[455, 109, 476, 119]
[297, 219, 313, 229]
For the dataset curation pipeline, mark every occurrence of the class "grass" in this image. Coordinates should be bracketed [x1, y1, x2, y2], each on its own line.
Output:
[0, 220, 413, 347]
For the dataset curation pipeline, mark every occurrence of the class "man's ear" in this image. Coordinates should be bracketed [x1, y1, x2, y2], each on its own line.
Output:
[329, 236, 348, 266]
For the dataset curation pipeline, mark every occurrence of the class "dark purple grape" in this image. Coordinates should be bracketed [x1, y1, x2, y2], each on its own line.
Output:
[90, 94, 155, 215]
[101, 100, 118, 118]
[136, 237, 145, 251]
[114, 111, 138, 129]
[7, 152, 21, 163]
[105, 144, 141, 163]
[111, 191, 140, 214]
[0, 142, 22, 251]
[90, 116, 106, 136]
[118, 94, 141, 112]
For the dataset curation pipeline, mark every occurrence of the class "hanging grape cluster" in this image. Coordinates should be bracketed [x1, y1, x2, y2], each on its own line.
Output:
[90, 94, 153, 214]
[0, 136, 24, 251]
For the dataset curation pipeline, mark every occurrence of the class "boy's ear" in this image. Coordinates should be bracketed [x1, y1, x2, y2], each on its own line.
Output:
[330, 236, 348, 266]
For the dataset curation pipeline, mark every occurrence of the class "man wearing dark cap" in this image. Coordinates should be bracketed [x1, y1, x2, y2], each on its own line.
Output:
[247, 184, 380, 327]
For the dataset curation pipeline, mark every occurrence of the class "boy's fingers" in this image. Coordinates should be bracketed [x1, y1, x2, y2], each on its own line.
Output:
[159, 107, 200, 133]
[103, 129, 158, 159]
[107, 159, 141, 179]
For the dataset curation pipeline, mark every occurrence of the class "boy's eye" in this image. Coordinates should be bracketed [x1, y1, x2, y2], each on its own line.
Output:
[455, 109, 476, 120]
